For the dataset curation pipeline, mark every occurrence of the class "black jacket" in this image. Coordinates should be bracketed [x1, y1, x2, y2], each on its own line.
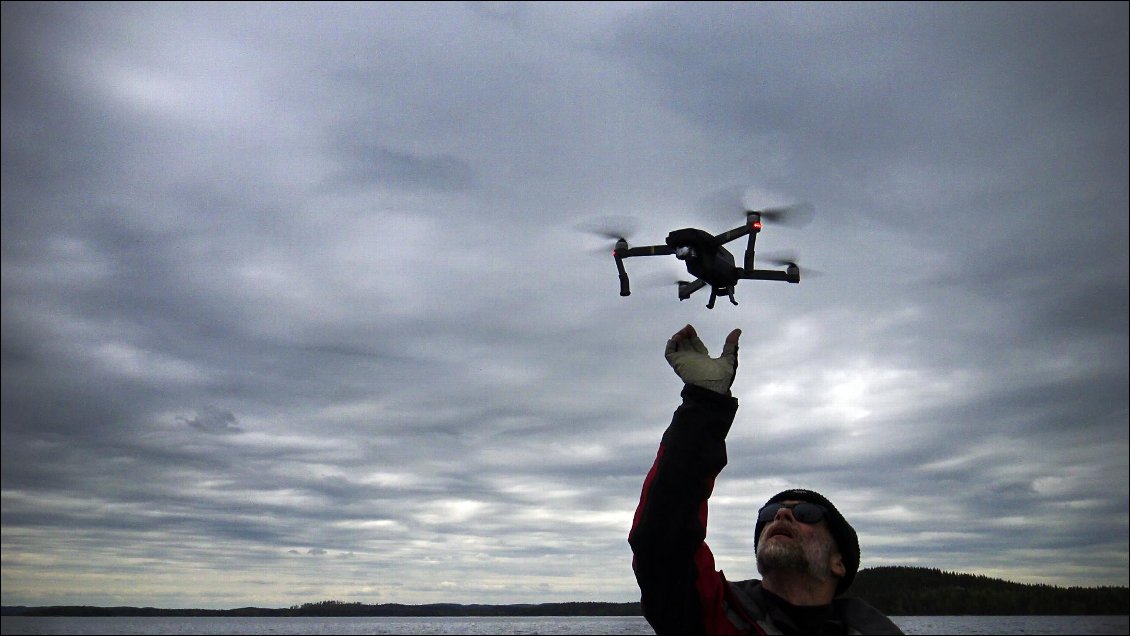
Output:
[628, 385, 903, 635]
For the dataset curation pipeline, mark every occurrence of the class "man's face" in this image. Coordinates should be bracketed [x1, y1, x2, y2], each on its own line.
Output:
[756, 500, 846, 582]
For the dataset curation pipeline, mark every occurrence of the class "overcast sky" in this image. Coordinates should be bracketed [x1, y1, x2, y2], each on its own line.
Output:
[2, 2, 1127, 610]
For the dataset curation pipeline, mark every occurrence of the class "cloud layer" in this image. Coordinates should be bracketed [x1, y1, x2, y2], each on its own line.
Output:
[2, 2, 1126, 609]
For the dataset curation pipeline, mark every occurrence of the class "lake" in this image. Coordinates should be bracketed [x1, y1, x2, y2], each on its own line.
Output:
[2, 614, 1128, 634]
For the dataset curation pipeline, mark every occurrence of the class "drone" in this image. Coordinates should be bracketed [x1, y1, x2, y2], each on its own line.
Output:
[597, 203, 813, 309]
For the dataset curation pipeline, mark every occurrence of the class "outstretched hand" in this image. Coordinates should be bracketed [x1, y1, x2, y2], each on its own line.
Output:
[664, 324, 741, 394]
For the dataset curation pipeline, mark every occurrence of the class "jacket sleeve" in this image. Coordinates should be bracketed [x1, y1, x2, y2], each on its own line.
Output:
[628, 384, 741, 635]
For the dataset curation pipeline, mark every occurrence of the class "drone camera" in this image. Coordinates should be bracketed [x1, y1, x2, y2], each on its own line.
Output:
[675, 246, 697, 260]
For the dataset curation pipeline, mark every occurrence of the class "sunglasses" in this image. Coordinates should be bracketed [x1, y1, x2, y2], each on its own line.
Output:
[758, 501, 828, 525]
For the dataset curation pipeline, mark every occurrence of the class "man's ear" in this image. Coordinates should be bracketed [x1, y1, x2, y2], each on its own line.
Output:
[830, 551, 846, 578]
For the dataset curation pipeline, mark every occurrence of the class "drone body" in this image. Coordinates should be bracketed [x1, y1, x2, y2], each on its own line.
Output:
[612, 210, 804, 309]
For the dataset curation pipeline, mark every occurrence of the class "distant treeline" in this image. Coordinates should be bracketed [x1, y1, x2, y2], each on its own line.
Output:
[4, 567, 1127, 617]
[1, 600, 639, 618]
[852, 566, 1129, 616]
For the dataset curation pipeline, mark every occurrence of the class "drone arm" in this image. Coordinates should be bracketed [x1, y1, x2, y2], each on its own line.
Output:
[619, 245, 676, 258]
[678, 279, 707, 300]
[740, 267, 800, 284]
[712, 223, 753, 247]
[714, 214, 764, 271]
[613, 244, 674, 297]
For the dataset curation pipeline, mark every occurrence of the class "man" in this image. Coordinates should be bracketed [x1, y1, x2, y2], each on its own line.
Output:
[629, 324, 903, 635]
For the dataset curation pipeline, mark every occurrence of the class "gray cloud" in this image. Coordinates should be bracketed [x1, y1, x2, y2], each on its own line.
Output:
[328, 140, 478, 192]
[180, 406, 244, 435]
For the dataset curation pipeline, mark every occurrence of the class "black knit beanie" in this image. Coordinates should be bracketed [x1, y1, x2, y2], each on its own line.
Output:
[753, 488, 860, 596]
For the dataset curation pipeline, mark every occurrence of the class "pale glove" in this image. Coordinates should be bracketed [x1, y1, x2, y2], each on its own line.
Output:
[665, 324, 741, 394]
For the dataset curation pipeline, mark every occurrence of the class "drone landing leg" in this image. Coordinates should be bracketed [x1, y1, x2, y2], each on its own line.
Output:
[728, 290, 738, 306]
[707, 288, 717, 309]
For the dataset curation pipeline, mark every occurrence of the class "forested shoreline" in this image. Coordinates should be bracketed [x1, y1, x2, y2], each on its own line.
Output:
[851, 566, 1127, 615]
[4, 567, 1127, 617]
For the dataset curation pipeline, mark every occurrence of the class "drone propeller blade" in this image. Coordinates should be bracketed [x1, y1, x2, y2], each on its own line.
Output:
[696, 185, 751, 220]
[796, 265, 823, 279]
[755, 202, 814, 228]
[634, 272, 685, 289]
[759, 249, 799, 265]
[584, 243, 617, 256]
[698, 187, 814, 227]
[761, 251, 823, 279]
[575, 215, 639, 242]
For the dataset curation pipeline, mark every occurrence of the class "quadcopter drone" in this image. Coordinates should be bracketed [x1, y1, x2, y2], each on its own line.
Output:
[603, 204, 812, 309]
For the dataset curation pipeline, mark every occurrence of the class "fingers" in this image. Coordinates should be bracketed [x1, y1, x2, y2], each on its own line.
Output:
[668, 324, 703, 354]
[666, 324, 690, 358]
[688, 335, 709, 356]
[725, 328, 742, 346]
[670, 324, 696, 342]
[670, 325, 740, 353]
[722, 329, 741, 357]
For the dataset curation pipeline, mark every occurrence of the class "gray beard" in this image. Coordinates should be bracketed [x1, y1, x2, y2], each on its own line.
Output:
[756, 536, 834, 581]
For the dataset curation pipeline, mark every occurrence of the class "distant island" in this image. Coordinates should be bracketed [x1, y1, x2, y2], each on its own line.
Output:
[3, 567, 1127, 617]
